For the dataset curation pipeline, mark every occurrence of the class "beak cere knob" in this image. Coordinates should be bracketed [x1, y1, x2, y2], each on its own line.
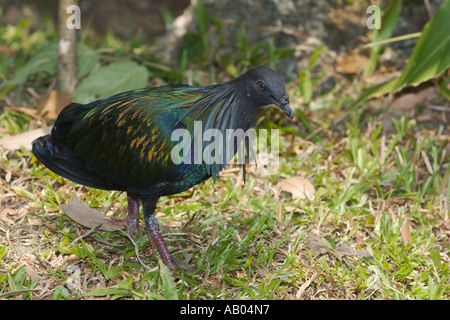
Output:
[278, 94, 294, 119]
[280, 94, 289, 106]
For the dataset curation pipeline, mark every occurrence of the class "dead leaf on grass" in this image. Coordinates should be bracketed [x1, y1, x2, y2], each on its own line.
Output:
[25, 265, 40, 282]
[295, 271, 317, 299]
[390, 86, 434, 112]
[336, 51, 368, 74]
[36, 90, 71, 119]
[306, 233, 373, 259]
[60, 195, 124, 232]
[0, 208, 16, 225]
[349, 217, 368, 246]
[279, 176, 316, 200]
[0, 44, 14, 56]
[401, 218, 412, 245]
[334, 244, 373, 259]
[306, 233, 334, 257]
[0, 126, 51, 152]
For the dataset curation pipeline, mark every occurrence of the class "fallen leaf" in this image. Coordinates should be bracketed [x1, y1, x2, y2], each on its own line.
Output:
[279, 176, 316, 200]
[354, 231, 367, 246]
[60, 195, 123, 231]
[4, 170, 12, 183]
[334, 244, 373, 259]
[401, 218, 412, 245]
[25, 265, 40, 282]
[336, 51, 368, 74]
[9, 106, 44, 120]
[390, 86, 434, 111]
[306, 232, 373, 259]
[295, 271, 317, 299]
[306, 233, 331, 257]
[0, 44, 14, 56]
[36, 90, 71, 119]
[0, 127, 51, 152]
[349, 217, 367, 246]
[276, 201, 282, 224]
[0, 208, 16, 225]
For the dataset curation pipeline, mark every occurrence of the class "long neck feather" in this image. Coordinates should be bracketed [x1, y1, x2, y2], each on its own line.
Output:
[177, 80, 258, 182]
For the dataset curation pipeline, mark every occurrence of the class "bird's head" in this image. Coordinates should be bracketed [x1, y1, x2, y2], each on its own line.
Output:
[240, 66, 294, 119]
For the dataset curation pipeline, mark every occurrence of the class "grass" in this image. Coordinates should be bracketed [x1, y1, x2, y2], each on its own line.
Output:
[0, 6, 449, 300]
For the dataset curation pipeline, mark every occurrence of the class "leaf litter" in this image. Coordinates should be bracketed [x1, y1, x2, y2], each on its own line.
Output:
[306, 231, 374, 260]
[60, 195, 123, 232]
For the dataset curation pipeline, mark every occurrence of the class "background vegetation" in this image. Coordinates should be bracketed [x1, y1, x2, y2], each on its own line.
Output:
[0, 0, 448, 300]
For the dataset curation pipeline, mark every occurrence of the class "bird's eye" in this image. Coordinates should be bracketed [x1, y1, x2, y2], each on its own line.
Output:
[257, 81, 266, 91]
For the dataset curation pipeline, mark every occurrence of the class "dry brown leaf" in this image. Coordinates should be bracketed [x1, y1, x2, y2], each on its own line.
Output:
[306, 233, 331, 257]
[354, 231, 367, 246]
[401, 218, 412, 245]
[336, 51, 368, 74]
[390, 87, 434, 112]
[4, 170, 12, 183]
[25, 265, 40, 282]
[334, 244, 373, 259]
[0, 208, 16, 225]
[0, 44, 14, 56]
[0, 126, 51, 152]
[295, 271, 317, 299]
[36, 90, 71, 119]
[349, 217, 368, 246]
[279, 176, 316, 200]
[276, 201, 283, 224]
[9, 106, 44, 120]
[60, 195, 124, 232]
[307, 233, 373, 259]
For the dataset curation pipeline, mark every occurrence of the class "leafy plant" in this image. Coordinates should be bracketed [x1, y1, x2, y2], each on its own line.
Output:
[365, 1, 450, 97]
[5, 40, 99, 87]
[72, 60, 150, 104]
[363, 0, 403, 76]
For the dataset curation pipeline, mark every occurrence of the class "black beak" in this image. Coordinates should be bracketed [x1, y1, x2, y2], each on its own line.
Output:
[276, 94, 294, 119]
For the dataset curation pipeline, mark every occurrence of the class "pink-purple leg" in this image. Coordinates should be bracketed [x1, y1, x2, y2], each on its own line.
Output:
[110, 194, 141, 236]
[125, 194, 141, 235]
[143, 198, 179, 270]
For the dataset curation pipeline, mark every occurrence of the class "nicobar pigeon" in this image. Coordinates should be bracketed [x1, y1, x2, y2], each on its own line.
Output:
[32, 66, 293, 270]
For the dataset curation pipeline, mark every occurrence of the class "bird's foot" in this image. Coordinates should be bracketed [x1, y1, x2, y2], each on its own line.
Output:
[109, 194, 143, 236]
[110, 214, 142, 236]
[145, 214, 188, 270]
[148, 228, 180, 270]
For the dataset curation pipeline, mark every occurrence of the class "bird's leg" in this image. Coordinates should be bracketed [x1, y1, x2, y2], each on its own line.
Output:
[110, 194, 141, 236]
[143, 198, 179, 270]
[124, 194, 141, 235]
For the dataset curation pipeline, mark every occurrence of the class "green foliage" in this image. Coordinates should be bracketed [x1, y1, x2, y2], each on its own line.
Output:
[363, 0, 403, 76]
[72, 61, 150, 104]
[363, 1, 450, 97]
[159, 259, 179, 300]
[5, 40, 99, 87]
[392, 0, 450, 90]
[0, 265, 39, 300]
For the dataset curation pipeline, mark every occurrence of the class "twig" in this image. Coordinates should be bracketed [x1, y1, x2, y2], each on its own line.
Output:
[361, 32, 422, 49]
[423, 0, 433, 20]
[0, 289, 39, 299]
[295, 271, 317, 299]
[71, 224, 102, 244]
[118, 229, 158, 273]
